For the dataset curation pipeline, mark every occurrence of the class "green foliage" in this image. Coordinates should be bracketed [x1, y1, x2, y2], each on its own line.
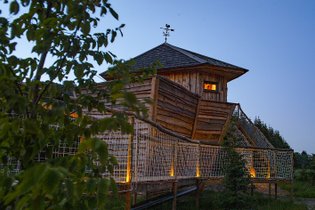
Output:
[280, 178, 315, 198]
[294, 151, 312, 169]
[0, 0, 153, 209]
[146, 190, 308, 210]
[220, 136, 253, 210]
[254, 117, 290, 149]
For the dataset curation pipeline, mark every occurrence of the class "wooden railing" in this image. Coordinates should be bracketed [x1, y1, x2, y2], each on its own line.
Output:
[97, 118, 293, 184]
[233, 104, 274, 148]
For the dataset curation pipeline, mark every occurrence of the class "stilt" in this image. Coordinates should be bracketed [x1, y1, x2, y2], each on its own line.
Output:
[172, 181, 178, 210]
[290, 181, 294, 201]
[133, 192, 137, 206]
[125, 186, 131, 210]
[274, 183, 278, 200]
[268, 182, 272, 198]
[250, 182, 254, 196]
[195, 179, 200, 209]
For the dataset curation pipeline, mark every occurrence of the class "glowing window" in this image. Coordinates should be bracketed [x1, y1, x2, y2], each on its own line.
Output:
[203, 81, 217, 91]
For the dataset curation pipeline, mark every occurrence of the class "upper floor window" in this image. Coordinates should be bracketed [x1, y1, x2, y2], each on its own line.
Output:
[203, 81, 217, 92]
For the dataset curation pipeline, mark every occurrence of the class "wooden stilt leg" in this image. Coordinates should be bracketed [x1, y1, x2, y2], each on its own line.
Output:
[274, 183, 278, 200]
[268, 182, 272, 198]
[133, 192, 137, 206]
[195, 179, 200, 209]
[125, 185, 131, 210]
[172, 181, 178, 210]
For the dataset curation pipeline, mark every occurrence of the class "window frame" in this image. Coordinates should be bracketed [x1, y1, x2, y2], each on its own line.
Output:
[203, 81, 218, 92]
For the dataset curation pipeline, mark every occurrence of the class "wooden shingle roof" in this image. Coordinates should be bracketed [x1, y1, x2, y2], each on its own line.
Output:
[132, 43, 246, 70]
[101, 43, 248, 80]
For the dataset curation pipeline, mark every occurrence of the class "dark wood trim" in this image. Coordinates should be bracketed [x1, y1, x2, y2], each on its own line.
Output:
[191, 97, 201, 139]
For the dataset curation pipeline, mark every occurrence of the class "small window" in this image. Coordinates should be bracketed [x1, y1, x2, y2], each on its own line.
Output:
[203, 81, 217, 92]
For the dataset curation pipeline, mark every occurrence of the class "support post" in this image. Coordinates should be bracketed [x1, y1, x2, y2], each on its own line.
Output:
[125, 117, 134, 210]
[290, 180, 294, 201]
[268, 182, 272, 198]
[250, 182, 254, 196]
[274, 183, 278, 200]
[132, 192, 137, 206]
[195, 178, 200, 209]
[172, 181, 178, 210]
[171, 140, 178, 210]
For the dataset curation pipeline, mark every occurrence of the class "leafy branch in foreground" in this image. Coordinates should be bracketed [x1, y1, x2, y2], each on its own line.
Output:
[0, 1, 153, 209]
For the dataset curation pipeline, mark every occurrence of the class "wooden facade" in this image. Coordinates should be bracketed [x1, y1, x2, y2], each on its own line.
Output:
[96, 76, 235, 144]
[98, 43, 274, 147]
[160, 71, 228, 102]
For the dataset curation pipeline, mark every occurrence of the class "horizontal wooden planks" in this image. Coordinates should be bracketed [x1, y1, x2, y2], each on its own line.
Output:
[155, 76, 199, 137]
[194, 100, 234, 141]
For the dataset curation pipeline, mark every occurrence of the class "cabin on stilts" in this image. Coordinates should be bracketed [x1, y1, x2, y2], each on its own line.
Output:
[98, 43, 273, 148]
[85, 43, 293, 206]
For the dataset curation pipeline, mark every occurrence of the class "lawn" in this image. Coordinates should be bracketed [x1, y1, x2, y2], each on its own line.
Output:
[147, 190, 308, 210]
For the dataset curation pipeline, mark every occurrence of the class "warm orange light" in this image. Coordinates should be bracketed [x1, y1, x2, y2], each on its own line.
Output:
[203, 82, 217, 91]
[69, 112, 79, 118]
[250, 167, 256, 178]
[125, 171, 131, 183]
[170, 162, 175, 177]
[196, 163, 200, 178]
[266, 162, 270, 179]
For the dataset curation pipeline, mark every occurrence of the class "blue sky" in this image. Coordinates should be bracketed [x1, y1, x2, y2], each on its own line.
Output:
[100, 0, 315, 153]
[4, 1, 314, 153]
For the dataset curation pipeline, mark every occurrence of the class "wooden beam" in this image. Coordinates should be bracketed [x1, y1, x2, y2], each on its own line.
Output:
[191, 97, 201, 139]
[218, 104, 236, 144]
[150, 76, 160, 122]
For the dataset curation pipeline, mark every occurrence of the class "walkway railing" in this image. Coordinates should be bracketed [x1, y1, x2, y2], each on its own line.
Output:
[97, 118, 293, 184]
[233, 104, 274, 148]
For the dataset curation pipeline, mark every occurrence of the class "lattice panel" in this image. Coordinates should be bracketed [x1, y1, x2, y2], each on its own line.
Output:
[199, 146, 227, 178]
[176, 143, 198, 178]
[275, 151, 293, 180]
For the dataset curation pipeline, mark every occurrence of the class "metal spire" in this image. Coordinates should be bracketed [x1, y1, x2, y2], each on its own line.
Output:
[160, 24, 174, 43]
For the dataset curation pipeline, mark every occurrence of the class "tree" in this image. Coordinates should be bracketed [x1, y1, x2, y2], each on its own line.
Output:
[221, 123, 253, 210]
[254, 117, 290, 149]
[0, 1, 151, 209]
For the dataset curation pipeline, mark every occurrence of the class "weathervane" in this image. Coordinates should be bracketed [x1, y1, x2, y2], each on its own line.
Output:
[160, 24, 174, 43]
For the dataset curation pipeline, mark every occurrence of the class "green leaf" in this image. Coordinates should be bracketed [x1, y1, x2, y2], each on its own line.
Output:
[110, 31, 117, 43]
[82, 22, 91, 35]
[108, 7, 119, 20]
[104, 52, 113, 64]
[9, 1, 19, 15]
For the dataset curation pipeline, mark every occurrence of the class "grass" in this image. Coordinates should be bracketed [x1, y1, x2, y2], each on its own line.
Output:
[279, 169, 315, 198]
[146, 190, 308, 210]
[280, 181, 315, 198]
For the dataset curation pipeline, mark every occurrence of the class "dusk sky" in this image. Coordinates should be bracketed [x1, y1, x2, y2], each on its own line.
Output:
[5, 1, 315, 153]
[99, 0, 315, 153]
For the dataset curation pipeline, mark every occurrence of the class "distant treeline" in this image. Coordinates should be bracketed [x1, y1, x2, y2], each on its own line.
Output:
[294, 151, 315, 169]
[254, 117, 290, 149]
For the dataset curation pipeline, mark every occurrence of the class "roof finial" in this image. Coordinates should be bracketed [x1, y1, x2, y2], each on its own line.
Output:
[160, 24, 174, 43]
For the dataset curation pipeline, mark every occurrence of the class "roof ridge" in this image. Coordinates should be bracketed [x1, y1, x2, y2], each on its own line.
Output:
[164, 43, 207, 64]
[185, 49, 241, 69]
[131, 43, 165, 61]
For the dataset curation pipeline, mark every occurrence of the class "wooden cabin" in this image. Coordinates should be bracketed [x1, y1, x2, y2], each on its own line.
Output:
[99, 43, 272, 148]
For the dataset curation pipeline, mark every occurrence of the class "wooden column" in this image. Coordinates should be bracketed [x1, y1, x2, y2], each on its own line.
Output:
[125, 117, 134, 210]
[274, 183, 278, 200]
[172, 140, 178, 210]
[172, 181, 178, 210]
[191, 97, 201, 139]
[268, 182, 272, 198]
[195, 178, 200, 209]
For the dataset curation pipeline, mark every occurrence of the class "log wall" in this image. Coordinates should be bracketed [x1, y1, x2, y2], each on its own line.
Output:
[154, 76, 199, 137]
[160, 71, 227, 102]
[193, 100, 235, 142]
[88, 76, 234, 144]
